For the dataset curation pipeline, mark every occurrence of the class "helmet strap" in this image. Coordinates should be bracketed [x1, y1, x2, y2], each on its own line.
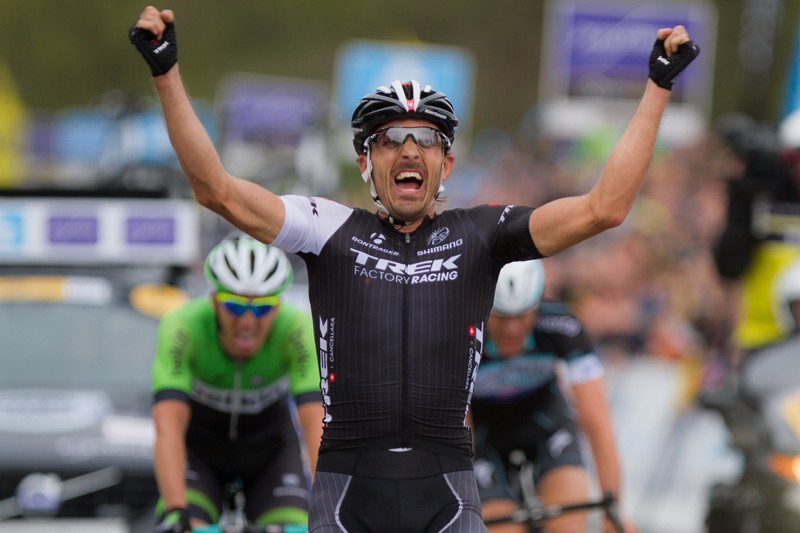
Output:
[434, 161, 446, 200]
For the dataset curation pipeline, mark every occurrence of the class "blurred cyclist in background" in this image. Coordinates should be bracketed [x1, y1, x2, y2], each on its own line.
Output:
[713, 110, 800, 366]
[130, 7, 698, 530]
[737, 257, 800, 402]
[151, 234, 323, 533]
[472, 260, 632, 533]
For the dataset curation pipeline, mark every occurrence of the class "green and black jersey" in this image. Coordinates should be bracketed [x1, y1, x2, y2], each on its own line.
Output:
[152, 297, 319, 465]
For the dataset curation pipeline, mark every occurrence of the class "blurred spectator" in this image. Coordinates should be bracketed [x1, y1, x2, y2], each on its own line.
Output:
[459, 124, 730, 383]
[711, 111, 800, 368]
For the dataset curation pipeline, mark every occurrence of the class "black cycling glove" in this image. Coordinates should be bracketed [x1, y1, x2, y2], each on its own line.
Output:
[154, 507, 190, 533]
[648, 38, 700, 90]
[129, 21, 178, 76]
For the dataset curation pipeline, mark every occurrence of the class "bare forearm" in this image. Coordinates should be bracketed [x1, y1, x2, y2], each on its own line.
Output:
[574, 380, 623, 497]
[298, 402, 324, 477]
[151, 67, 285, 241]
[153, 66, 229, 211]
[587, 429, 622, 497]
[591, 81, 671, 225]
[529, 82, 671, 256]
[153, 431, 188, 508]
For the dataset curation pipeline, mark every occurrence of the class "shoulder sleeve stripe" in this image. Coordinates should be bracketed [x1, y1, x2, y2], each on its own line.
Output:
[294, 390, 323, 406]
[567, 354, 605, 384]
[273, 195, 353, 255]
[153, 389, 190, 405]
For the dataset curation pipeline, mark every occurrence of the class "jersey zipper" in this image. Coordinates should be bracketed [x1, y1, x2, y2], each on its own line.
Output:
[229, 360, 243, 442]
[402, 231, 411, 447]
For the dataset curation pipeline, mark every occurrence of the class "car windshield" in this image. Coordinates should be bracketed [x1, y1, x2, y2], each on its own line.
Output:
[0, 302, 157, 389]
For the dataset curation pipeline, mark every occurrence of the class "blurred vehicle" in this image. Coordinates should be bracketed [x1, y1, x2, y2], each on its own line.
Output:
[0, 190, 199, 532]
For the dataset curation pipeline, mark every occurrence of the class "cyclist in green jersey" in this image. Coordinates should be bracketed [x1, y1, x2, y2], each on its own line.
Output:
[151, 235, 323, 533]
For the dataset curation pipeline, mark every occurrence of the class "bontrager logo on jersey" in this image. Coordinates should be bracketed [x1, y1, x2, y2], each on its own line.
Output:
[351, 248, 461, 284]
[318, 316, 335, 423]
[351, 235, 399, 257]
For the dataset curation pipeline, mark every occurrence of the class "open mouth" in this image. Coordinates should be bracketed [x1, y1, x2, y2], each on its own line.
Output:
[394, 171, 423, 191]
[233, 331, 259, 351]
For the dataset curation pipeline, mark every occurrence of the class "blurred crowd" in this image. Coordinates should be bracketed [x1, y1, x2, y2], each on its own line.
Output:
[441, 118, 750, 400]
[4, 80, 793, 405]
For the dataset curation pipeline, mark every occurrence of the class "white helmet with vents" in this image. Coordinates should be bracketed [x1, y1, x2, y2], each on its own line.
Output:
[204, 235, 293, 296]
[492, 260, 546, 316]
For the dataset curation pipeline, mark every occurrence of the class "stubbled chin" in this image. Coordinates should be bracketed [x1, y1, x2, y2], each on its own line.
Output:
[391, 187, 427, 203]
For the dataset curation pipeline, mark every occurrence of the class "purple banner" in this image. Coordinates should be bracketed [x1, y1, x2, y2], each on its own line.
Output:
[216, 74, 328, 144]
[546, 1, 715, 104]
[48, 216, 98, 244]
[126, 217, 176, 245]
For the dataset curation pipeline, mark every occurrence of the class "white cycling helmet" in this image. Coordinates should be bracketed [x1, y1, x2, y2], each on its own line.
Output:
[204, 235, 293, 296]
[774, 258, 800, 333]
[779, 109, 800, 149]
[492, 260, 546, 316]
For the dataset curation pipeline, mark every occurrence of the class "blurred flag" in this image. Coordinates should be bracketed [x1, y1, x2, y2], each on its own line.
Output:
[0, 62, 27, 187]
[783, 20, 800, 118]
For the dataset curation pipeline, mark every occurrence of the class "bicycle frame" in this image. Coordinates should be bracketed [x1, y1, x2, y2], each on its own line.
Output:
[482, 452, 624, 532]
[191, 480, 307, 533]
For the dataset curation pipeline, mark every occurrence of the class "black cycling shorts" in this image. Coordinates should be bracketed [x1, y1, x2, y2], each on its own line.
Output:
[473, 386, 585, 502]
[308, 449, 487, 532]
[181, 434, 310, 524]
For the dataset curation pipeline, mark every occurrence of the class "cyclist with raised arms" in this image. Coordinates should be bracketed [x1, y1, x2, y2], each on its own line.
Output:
[472, 260, 631, 533]
[151, 235, 323, 533]
[130, 7, 698, 531]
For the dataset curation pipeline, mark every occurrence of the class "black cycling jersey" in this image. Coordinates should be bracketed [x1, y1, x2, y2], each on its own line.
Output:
[471, 303, 603, 478]
[472, 302, 603, 407]
[273, 197, 539, 460]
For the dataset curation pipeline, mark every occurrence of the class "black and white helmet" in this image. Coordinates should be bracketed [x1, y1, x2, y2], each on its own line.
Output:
[492, 260, 546, 316]
[351, 79, 459, 155]
[204, 235, 293, 296]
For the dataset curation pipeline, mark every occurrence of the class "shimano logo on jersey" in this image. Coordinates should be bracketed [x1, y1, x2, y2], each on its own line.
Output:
[427, 227, 450, 246]
[416, 238, 463, 257]
[498, 205, 514, 225]
[351, 235, 399, 256]
[351, 249, 461, 284]
[318, 317, 335, 423]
